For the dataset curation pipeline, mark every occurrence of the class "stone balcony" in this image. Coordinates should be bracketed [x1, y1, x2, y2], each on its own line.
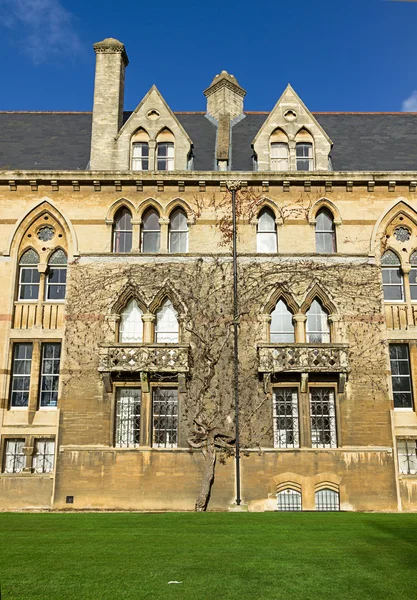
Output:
[98, 344, 189, 374]
[258, 343, 349, 374]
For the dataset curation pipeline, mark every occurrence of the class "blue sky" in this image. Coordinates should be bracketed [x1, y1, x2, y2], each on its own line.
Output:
[0, 0, 416, 112]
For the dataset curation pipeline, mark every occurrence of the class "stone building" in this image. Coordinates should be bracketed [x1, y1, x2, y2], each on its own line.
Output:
[1, 37, 417, 511]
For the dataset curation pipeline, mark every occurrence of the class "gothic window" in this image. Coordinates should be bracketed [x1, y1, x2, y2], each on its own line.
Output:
[270, 143, 289, 171]
[155, 299, 179, 343]
[277, 489, 302, 511]
[389, 344, 413, 409]
[257, 208, 277, 253]
[119, 300, 143, 343]
[169, 208, 188, 253]
[10, 343, 32, 408]
[273, 388, 299, 449]
[131, 142, 149, 171]
[3, 439, 25, 473]
[157, 142, 175, 171]
[33, 439, 55, 473]
[18, 249, 40, 300]
[115, 388, 141, 447]
[310, 388, 337, 448]
[381, 250, 404, 301]
[113, 207, 133, 253]
[142, 208, 160, 253]
[306, 299, 330, 343]
[39, 343, 61, 408]
[152, 388, 179, 448]
[315, 488, 340, 511]
[46, 249, 67, 300]
[270, 299, 294, 342]
[397, 439, 417, 474]
[315, 209, 336, 253]
[296, 142, 313, 171]
[410, 251, 417, 301]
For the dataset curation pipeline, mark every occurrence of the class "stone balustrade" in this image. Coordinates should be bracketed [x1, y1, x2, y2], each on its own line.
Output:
[98, 344, 189, 373]
[258, 343, 349, 373]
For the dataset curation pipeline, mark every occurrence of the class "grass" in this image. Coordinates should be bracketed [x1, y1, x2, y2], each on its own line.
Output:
[0, 512, 416, 600]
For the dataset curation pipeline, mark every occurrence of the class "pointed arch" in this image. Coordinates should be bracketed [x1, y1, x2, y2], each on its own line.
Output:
[149, 286, 185, 315]
[300, 284, 336, 315]
[110, 283, 148, 315]
[105, 198, 136, 223]
[137, 198, 163, 220]
[370, 199, 417, 257]
[165, 198, 194, 221]
[253, 198, 280, 223]
[308, 198, 342, 225]
[273, 471, 306, 489]
[262, 288, 299, 315]
[6, 198, 78, 259]
[295, 126, 314, 140]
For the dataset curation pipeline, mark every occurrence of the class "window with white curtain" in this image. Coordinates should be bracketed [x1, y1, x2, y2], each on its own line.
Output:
[18, 249, 40, 300]
[155, 299, 179, 343]
[3, 439, 25, 473]
[115, 388, 141, 447]
[142, 209, 161, 253]
[306, 299, 330, 343]
[169, 209, 188, 253]
[131, 142, 149, 171]
[397, 439, 417, 474]
[270, 299, 294, 342]
[257, 208, 277, 253]
[33, 439, 55, 473]
[270, 142, 289, 171]
[119, 300, 143, 343]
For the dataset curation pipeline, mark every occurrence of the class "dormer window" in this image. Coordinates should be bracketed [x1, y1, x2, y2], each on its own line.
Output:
[157, 143, 174, 171]
[270, 143, 289, 171]
[132, 142, 149, 171]
[296, 143, 313, 171]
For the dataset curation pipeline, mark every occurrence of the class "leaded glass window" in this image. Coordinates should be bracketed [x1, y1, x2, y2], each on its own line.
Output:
[157, 142, 174, 171]
[18, 249, 40, 300]
[10, 343, 32, 408]
[3, 439, 25, 473]
[389, 344, 413, 409]
[296, 142, 313, 171]
[306, 299, 330, 343]
[273, 388, 299, 448]
[257, 208, 277, 253]
[310, 388, 337, 448]
[410, 251, 417, 301]
[39, 343, 61, 408]
[46, 249, 67, 300]
[142, 209, 160, 253]
[153, 388, 178, 448]
[119, 300, 143, 343]
[315, 489, 340, 511]
[155, 299, 179, 343]
[132, 142, 149, 171]
[33, 439, 55, 473]
[270, 142, 289, 171]
[381, 250, 404, 301]
[397, 439, 417, 474]
[115, 388, 141, 447]
[113, 207, 133, 253]
[315, 209, 336, 254]
[277, 489, 302, 511]
[270, 300, 294, 342]
[169, 209, 188, 253]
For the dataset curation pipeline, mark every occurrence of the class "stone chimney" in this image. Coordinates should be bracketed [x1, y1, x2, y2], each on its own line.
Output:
[90, 38, 129, 170]
[204, 71, 246, 121]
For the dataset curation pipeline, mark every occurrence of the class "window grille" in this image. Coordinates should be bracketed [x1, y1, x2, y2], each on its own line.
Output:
[46, 249, 67, 300]
[315, 209, 336, 253]
[157, 142, 174, 171]
[10, 343, 32, 408]
[310, 388, 337, 448]
[39, 343, 61, 408]
[4, 439, 25, 473]
[142, 209, 161, 253]
[113, 208, 133, 253]
[270, 300, 294, 343]
[270, 142, 289, 171]
[155, 299, 179, 343]
[397, 439, 417, 474]
[153, 388, 178, 448]
[389, 344, 413, 409]
[18, 249, 40, 300]
[277, 488, 302, 511]
[296, 142, 313, 171]
[306, 299, 330, 343]
[273, 388, 299, 448]
[132, 142, 149, 171]
[115, 388, 141, 447]
[257, 208, 277, 253]
[315, 488, 340, 511]
[33, 439, 55, 473]
[410, 251, 417, 301]
[381, 250, 404, 301]
[169, 209, 188, 253]
[119, 300, 143, 343]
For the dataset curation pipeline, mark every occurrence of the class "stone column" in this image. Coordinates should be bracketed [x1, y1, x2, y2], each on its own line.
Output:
[260, 314, 271, 341]
[35, 264, 47, 328]
[293, 314, 307, 343]
[142, 313, 155, 343]
[159, 218, 170, 253]
[288, 140, 296, 171]
[148, 140, 156, 171]
[402, 264, 413, 326]
[131, 219, 141, 253]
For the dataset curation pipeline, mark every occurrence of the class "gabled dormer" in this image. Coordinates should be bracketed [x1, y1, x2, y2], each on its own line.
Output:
[252, 84, 332, 172]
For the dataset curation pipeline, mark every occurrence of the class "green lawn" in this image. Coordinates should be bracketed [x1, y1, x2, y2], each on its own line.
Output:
[0, 512, 416, 600]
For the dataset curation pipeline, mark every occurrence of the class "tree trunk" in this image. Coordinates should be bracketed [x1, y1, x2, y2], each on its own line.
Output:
[195, 444, 216, 512]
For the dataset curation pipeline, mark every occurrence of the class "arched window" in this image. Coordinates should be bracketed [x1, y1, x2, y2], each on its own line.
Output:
[315, 209, 336, 253]
[296, 142, 313, 171]
[277, 489, 302, 511]
[132, 142, 149, 171]
[46, 249, 67, 301]
[113, 207, 133, 253]
[169, 209, 188, 253]
[257, 208, 277, 253]
[306, 299, 330, 343]
[315, 488, 340, 511]
[409, 251, 417, 301]
[270, 299, 294, 342]
[156, 129, 175, 171]
[270, 143, 289, 171]
[119, 300, 143, 343]
[381, 250, 404, 301]
[142, 208, 160, 253]
[18, 249, 40, 300]
[155, 299, 178, 343]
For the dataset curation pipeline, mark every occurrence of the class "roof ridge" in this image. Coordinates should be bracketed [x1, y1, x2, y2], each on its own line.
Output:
[1, 110, 417, 116]
[0, 111, 93, 114]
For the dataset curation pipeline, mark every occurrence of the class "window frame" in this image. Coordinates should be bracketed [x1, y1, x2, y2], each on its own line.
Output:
[306, 299, 331, 343]
[152, 386, 179, 449]
[309, 385, 338, 449]
[114, 387, 142, 448]
[315, 488, 340, 511]
[155, 299, 179, 343]
[169, 208, 189, 253]
[141, 208, 161, 253]
[10, 342, 33, 409]
[296, 142, 314, 171]
[39, 342, 61, 409]
[3, 438, 26, 473]
[45, 250, 67, 302]
[381, 250, 404, 303]
[156, 142, 175, 171]
[33, 438, 55, 474]
[315, 208, 336, 254]
[397, 439, 417, 475]
[389, 344, 414, 410]
[270, 142, 289, 171]
[256, 208, 277, 253]
[113, 207, 133, 254]
[131, 142, 149, 171]
[18, 249, 40, 302]
[272, 386, 300, 449]
[270, 299, 295, 343]
[276, 488, 302, 511]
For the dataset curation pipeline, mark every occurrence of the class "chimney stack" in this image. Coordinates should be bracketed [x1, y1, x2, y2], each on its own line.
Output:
[204, 71, 246, 121]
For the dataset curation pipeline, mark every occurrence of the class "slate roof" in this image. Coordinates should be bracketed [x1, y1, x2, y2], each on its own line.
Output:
[1, 111, 417, 172]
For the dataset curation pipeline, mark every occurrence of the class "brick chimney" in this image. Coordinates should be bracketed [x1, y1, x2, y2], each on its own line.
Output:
[204, 71, 246, 121]
[90, 38, 129, 170]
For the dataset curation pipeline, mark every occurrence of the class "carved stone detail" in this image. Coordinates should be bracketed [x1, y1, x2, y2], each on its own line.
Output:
[99, 344, 189, 373]
[258, 343, 349, 373]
